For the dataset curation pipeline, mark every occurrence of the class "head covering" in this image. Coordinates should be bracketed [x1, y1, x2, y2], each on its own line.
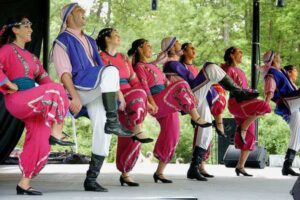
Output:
[60, 3, 78, 33]
[259, 50, 275, 78]
[153, 37, 176, 65]
[161, 37, 176, 52]
[263, 50, 275, 67]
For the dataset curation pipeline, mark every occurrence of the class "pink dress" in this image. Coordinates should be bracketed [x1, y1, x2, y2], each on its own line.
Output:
[0, 44, 69, 178]
[221, 64, 271, 150]
[135, 62, 198, 162]
[100, 51, 147, 173]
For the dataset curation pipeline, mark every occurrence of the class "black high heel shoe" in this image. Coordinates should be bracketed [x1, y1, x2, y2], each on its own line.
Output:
[16, 185, 42, 195]
[212, 120, 227, 138]
[191, 117, 212, 128]
[119, 175, 139, 186]
[153, 173, 173, 183]
[235, 168, 253, 177]
[49, 132, 75, 146]
[132, 132, 153, 143]
[236, 126, 247, 145]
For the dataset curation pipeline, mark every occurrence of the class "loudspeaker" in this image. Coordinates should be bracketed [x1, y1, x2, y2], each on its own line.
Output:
[291, 176, 300, 200]
[223, 145, 267, 168]
[218, 118, 236, 164]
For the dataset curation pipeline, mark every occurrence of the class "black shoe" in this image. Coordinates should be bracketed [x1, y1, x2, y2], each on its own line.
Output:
[235, 168, 253, 177]
[282, 167, 300, 176]
[212, 120, 227, 138]
[199, 170, 214, 178]
[120, 175, 139, 186]
[191, 117, 212, 128]
[236, 126, 247, 145]
[132, 132, 153, 143]
[49, 132, 75, 146]
[153, 173, 173, 183]
[16, 185, 42, 195]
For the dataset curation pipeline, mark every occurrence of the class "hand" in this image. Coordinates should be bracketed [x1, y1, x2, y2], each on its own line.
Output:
[118, 95, 126, 111]
[6, 82, 18, 94]
[69, 97, 82, 116]
[148, 102, 158, 115]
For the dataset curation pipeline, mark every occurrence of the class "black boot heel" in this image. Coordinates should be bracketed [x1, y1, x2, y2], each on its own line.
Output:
[212, 120, 227, 138]
[235, 168, 253, 177]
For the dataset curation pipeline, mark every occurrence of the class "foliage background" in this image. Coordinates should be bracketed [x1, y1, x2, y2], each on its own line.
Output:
[19, 0, 300, 164]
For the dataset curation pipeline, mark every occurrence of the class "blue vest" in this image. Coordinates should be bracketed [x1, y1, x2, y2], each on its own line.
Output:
[266, 68, 297, 102]
[55, 31, 104, 90]
[266, 68, 298, 121]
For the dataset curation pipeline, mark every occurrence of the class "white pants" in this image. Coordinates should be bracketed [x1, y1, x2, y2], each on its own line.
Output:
[194, 64, 226, 149]
[77, 66, 120, 156]
[286, 97, 300, 151]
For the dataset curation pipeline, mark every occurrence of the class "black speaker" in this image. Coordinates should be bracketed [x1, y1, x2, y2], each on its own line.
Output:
[223, 145, 267, 168]
[291, 176, 300, 200]
[218, 118, 236, 164]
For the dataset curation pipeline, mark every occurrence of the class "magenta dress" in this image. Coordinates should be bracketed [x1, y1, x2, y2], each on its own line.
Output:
[100, 52, 147, 173]
[0, 44, 69, 178]
[135, 62, 198, 163]
[221, 64, 271, 150]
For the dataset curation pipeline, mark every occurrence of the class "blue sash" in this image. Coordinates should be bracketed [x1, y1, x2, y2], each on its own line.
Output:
[11, 77, 35, 91]
[150, 84, 165, 95]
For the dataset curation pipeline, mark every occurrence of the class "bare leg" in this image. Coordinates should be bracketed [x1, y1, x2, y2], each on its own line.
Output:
[240, 116, 257, 141]
[51, 123, 64, 139]
[155, 161, 167, 178]
[213, 114, 224, 133]
[133, 124, 149, 139]
[18, 177, 31, 189]
[121, 172, 136, 182]
[236, 150, 250, 169]
[190, 108, 208, 125]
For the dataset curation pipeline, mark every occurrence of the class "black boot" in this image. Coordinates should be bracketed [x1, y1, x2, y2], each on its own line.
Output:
[219, 75, 259, 102]
[102, 92, 132, 136]
[282, 149, 300, 176]
[84, 154, 108, 192]
[187, 146, 208, 181]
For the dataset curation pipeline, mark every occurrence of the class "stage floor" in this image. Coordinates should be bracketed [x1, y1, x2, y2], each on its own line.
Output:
[0, 163, 296, 200]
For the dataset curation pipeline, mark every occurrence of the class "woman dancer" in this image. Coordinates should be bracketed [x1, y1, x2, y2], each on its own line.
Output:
[221, 47, 271, 176]
[0, 16, 70, 195]
[96, 28, 152, 187]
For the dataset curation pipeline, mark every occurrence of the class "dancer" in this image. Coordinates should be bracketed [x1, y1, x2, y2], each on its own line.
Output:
[96, 28, 152, 187]
[180, 42, 227, 178]
[263, 51, 300, 176]
[221, 47, 271, 176]
[52, 3, 131, 192]
[129, 38, 212, 183]
[161, 37, 258, 180]
[0, 16, 70, 195]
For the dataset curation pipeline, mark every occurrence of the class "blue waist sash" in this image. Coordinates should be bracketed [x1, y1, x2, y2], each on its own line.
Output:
[150, 84, 165, 95]
[11, 77, 35, 91]
[120, 78, 129, 85]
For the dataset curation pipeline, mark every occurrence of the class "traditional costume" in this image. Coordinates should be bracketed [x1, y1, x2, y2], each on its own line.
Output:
[0, 44, 69, 178]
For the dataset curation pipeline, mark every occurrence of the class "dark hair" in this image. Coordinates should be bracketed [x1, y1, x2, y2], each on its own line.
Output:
[284, 65, 295, 72]
[179, 42, 191, 63]
[0, 16, 28, 48]
[127, 38, 148, 67]
[223, 46, 237, 66]
[95, 28, 115, 51]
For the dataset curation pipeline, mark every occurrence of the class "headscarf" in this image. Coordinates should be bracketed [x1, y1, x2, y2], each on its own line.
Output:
[153, 37, 177, 65]
[60, 3, 78, 33]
